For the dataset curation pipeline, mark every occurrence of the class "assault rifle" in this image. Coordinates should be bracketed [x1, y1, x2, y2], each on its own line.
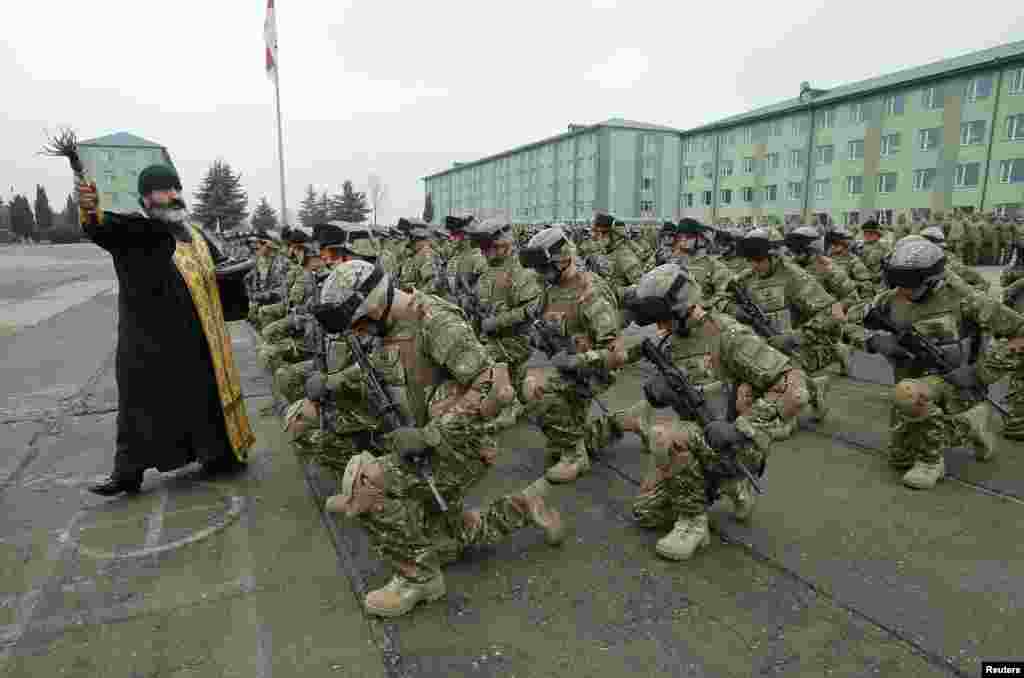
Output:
[306, 273, 335, 433]
[529, 317, 610, 412]
[731, 284, 780, 340]
[863, 306, 1010, 417]
[346, 334, 447, 512]
[453, 272, 488, 328]
[640, 338, 762, 494]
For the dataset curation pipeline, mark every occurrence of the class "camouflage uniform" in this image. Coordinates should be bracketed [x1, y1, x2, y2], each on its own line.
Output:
[399, 238, 443, 296]
[258, 263, 321, 373]
[321, 267, 561, 616]
[244, 249, 290, 331]
[257, 247, 305, 327]
[857, 230, 892, 296]
[961, 216, 980, 266]
[594, 216, 648, 305]
[919, 227, 990, 293]
[845, 238, 1024, 488]
[1000, 262, 1024, 438]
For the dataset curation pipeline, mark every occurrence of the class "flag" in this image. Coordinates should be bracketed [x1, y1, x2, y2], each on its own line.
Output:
[264, 0, 278, 81]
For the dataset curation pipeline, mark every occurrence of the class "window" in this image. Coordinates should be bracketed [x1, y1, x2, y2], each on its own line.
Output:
[640, 200, 655, 215]
[788, 149, 804, 169]
[1007, 114, 1024, 141]
[682, 193, 694, 208]
[815, 108, 836, 129]
[846, 176, 864, 195]
[702, 191, 713, 206]
[922, 85, 944, 110]
[880, 133, 900, 156]
[702, 137, 714, 152]
[848, 102, 866, 124]
[641, 177, 654, 191]
[764, 185, 778, 201]
[743, 157, 755, 174]
[683, 165, 696, 181]
[960, 120, 986, 145]
[772, 121, 783, 137]
[742, 187, 754, 202]
[954, 162, 980, 188]
[847, 139, 864, 160]
[701, 162, 714, 179]
[816, 145, 834, 165]
[644, 136, 657, 153]
[740, 127, 753, 144]
[1010, 68, 1024, 95]
[882, 93, 904, 116]
[814, 179, 831, 199]
[720, 189, 732, 204]
[877, 172, 897, 193]
[912, 168, 937, 191]
[999, 159, 1024, 184]
[786, 181, 803, 200]
[765, 153, 780, 171]
[720, 160, 734, 177]
[964, 75, 993, 102]
[919, 128, 941, 151]
[791, 117, 808, 136]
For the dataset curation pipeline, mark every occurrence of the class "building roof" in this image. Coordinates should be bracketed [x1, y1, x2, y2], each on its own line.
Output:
[422, 117, 682, 180]
[689, 39, 1024, 133]
[79, 132, 165, 148]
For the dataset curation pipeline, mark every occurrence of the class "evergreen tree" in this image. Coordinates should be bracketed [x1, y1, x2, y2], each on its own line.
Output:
[251, 197, 279, 230]
[63, 195, 77, 226]
[319, 192, 332, 224]
[191, 159, 249, 231]
[423, 192, 434, 223]
[298, 184, 320, 228]
[10, 195, 36, 240]
[328, 180, 370, 223]
[34, 185, 54, 233]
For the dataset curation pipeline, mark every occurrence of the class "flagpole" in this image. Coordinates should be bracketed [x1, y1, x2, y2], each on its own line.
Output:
[273, 68, 288, 228]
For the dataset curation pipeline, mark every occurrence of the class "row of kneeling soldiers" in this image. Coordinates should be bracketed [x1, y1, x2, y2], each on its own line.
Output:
[238, 212, 1024, 618]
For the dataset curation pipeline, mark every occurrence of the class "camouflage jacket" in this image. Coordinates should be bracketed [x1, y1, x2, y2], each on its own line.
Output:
[675, 252, 733, 301]
[604, 239, 647, 304]
[447, 241, 488, 294]
[244, 253, 291, 303]
[797, 256, 859, 309]
[947, 258, 990, 292]
[831, 252, 875, 299]
[476, 255, 544, 368]
[399, 246, 442, 296]
[858, 241, 891, 282]
[539, 271, 623, 371]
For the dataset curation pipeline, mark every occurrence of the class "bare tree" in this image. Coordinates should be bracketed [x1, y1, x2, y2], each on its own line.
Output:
[367, 174, 387, 226]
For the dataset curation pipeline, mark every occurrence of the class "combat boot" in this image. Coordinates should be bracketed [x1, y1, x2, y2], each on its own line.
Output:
[902, 457, 945, 490]
[809, 375, 831, 422]
[655, 514, 710, 561]
[834, 343, 853, 377]
[958, 403, 996, 462]
[546, 441, 591, 483]
[364, 574, 446, 618]
[514, 478, 565, 545]
[723, 477, 757, 522]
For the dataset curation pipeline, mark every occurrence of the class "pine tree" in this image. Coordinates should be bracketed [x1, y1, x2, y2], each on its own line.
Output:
[10, 195, 36, 240]
[251, 197, 279, 230]
[191, 159, 250, 231]
[298, 184, 320, 228]
[319, 192, 332, 224]
[63, 195, 77, 226]
[423, 192, 434, 223]
[328, 180, 370, 223]
[34, 185, 54, 234]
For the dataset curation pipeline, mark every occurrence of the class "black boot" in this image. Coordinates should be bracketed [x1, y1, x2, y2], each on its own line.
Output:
[199, 453, 246, 477]
[88, 473, 143, 496]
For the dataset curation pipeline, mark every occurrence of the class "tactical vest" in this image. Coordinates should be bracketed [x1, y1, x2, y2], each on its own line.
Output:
[687, 254, 720, 299]
[541, 272, 615, 353]
[740, 265, 794, 333]
[879, 283, 970, 378]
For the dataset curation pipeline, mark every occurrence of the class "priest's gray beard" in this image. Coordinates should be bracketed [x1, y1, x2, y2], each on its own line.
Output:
[147, 206, 189, 224]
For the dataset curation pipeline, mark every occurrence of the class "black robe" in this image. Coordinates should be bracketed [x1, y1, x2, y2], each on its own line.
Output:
[84, 212, 249, 477]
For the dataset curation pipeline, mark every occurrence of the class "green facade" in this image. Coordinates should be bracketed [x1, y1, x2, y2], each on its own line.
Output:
[78, 132, 175, 213]
[423, 41, 1024, 226]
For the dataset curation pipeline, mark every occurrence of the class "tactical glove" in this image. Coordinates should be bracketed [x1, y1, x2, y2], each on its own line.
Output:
[866, 334, 912, 361]
[944, 364, 983, 390]
[388, 427, 432, 463]
[481, 315, 500, 336]
[304, 373, 328, 402]
[703, 421, 751, 452]
[733, 304, 757, 328]
[643, 375, 681, 409]
[768, 332, 802, 356]
[551, 350, 583, 372]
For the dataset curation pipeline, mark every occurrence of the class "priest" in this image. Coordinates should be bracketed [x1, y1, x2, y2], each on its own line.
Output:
[78, 165, 256, 496]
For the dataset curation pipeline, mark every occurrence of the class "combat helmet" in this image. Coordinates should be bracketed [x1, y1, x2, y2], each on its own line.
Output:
[520, 226, 577, 285]
[624, 263, 703, 336]
[736, 227, 784, 259]
[919, 226, 946, 246]
[881, 236, 946, 301]
[337, 222, 380, 261]
[314, 260, 393, 335]
[784, 225, 825, 264]
[467, 218, 515, 259]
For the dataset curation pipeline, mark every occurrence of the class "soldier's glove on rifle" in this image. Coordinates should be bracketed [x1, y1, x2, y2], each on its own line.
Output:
[944, 364, 984, 391]
[733, 303, 759, 328]
[643, 375, 682, 410]
[304, 373, 328, 402]
[480, 315, 500, 336]
[389, 427, 432, 464]
[768, 332, 802, 356]
[551, 350, 583, 372]
[703, 421, 751, 453]
[866, 334, 913, 361]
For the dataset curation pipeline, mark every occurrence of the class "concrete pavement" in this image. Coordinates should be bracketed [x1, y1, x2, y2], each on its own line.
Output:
[1, 243, 1022, 677]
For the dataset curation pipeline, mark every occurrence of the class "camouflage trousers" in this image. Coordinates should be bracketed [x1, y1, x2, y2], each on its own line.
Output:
[628, 420, 766, 527]
[887, 375, 976, 468]
[354, 414, 533, 583]
[524, 371, 596, 466]
[979, 339, 1024, 439]
[258, 302, 287, 326]
[275, 359, 317, 404]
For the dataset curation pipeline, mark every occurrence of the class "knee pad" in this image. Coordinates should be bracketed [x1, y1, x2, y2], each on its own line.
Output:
[893, 380, 930, 418]
[327, 452, 386, 518]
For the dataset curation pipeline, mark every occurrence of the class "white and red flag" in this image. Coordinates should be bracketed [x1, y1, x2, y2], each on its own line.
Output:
[264, 0, 278, 81]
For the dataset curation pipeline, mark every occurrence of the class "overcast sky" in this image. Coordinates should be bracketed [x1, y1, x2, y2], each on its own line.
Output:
[2, 0, 1021, 225]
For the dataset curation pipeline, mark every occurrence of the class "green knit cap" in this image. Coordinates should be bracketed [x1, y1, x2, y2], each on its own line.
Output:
[138, 165, 182, 197]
